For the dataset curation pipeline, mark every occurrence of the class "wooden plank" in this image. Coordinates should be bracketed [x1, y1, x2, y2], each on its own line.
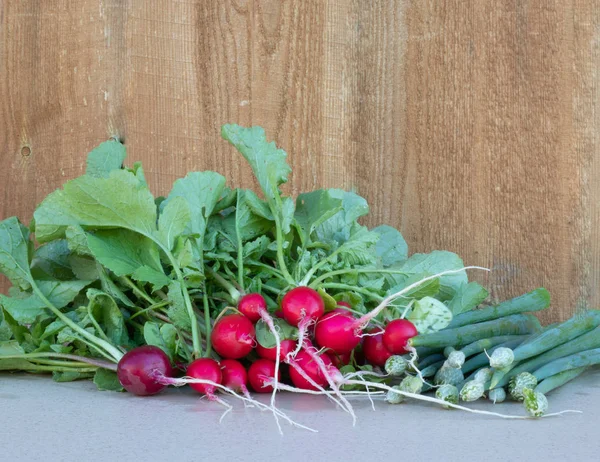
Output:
[573, 0, 600, 312]
[0, 0, 598, 322]
[400, 1, 597, 323]
[0, 0, 129, 291]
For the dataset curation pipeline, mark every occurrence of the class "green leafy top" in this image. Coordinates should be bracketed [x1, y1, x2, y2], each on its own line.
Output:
[34, 170, 158, 243]
[162, 171, 226, 239]
[0, 125, 515, 392]
[0, 217, 33, 290]
[85, 140, 127, 178]
[221, 124, 291, 203]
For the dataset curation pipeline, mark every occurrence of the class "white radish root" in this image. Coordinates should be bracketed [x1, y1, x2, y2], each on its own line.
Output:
[301, 344, 357, 425]
[154, 373, 317, 433]
[284, 314, 358, 423]
[257, 308, 284, 434]
[286, 359, 348, 409]
[341, 379, 581, 419]
[288, 316, 313, 359]
[268, 376, 580, 420]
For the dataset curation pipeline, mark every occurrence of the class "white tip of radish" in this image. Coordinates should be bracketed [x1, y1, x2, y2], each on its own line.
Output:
[488, 388, 506, 404]
[473, 368, 493, 384]
[435, 384, 459, 408]
[523, 389, 548, 417]
[386, 386, 404, 404]
[460, 381, 485, 402]
[509, 372, 538, 401]
[384, 355, 408, 376]
[446, 351, 466, 369]
[489, 347, 514, 369]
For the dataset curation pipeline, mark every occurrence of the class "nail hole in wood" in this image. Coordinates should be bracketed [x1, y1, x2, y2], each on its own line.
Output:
[21, 146, 31, 157]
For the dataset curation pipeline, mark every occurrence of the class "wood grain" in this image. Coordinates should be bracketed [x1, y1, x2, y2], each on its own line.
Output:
[1, 0, 598, 322]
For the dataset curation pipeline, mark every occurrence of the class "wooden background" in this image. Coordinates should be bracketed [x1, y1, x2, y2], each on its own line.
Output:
[1, 0, 598, 322]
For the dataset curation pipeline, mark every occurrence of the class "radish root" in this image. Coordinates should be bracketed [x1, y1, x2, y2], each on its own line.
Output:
[207, 394, 233, 422]
[286, 359, 347, 409]
[302, 344, 357, 426]
[341, 379, 581, 419]
[257, 308, 284, 434]
[154, 373, 317, 433]
[288, 317, 314, 359]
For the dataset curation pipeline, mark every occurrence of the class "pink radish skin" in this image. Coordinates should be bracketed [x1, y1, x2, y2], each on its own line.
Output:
[117, 345, 173, 396]
[187, 358, 222, 395]
[211, 314, 256, 359]
[256, 339, 297, 362]
[281, 287, 325, 327]
[238, 293, 267, 323]
[362, 327, 392, 367]
[220, 359, 248, 393]
[248, 359, 280, 393]
[337, 301, 351, 309]
[314, 311, 361, 354]
[288, 349, 334, 391]
[383, 319, 418, 354]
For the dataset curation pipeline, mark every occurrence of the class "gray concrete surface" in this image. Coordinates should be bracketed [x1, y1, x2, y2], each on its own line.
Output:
[2, 368, 600, 462]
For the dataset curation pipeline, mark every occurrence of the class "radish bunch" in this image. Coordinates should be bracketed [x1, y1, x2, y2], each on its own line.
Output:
[0, 123, 589, 431]
[115, 286, 420, 417]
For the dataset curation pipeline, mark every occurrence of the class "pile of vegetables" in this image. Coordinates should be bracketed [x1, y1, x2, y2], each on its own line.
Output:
[0, 124, 596, 430]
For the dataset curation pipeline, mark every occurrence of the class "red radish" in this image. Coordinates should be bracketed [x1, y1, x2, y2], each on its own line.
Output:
[117, 346, 173, 396]
[211, 314, 256, 359]
[314, 311, 361, 354]
[383, 319, 418, 354]
[288, 349, 333, 391]
[248, 359, 280, 393]
[281, 287, 324, 327]
[337, 301, 352, 308]
[186, 358, 222, 395]
[326, 351, 352, 369]
[256, 339, 297, 362]
[274, 310, 284, 319]
[238, 293, 266, 323]
[362, 327, 392, 367]
[220, 359, 248, 393]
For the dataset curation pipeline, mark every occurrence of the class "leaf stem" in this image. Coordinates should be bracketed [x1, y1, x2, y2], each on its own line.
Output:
[16, 358, 94, 368]
[155, 290, 168, 300]
[120, 276, 156, 305]
[30, 284, 123, 362]
[129, 300, 171, 321]
[84, 339, 122, 362]
[299, 246, 345, 286]
[271, 211, 295, 285]
[246, 260, 287, 280]
[309, 268, 409, 289]
[86, 304, 113, 345]
[306, 242, 331, 250]
[21, 365, 98, 373]
[157, 244, 203, 358]
[207, 267, 241, 302]
[235, 192, 245, 291]
[203, 293, 212, 357]
[261, 284, 283, 295]
[223, 264, 244, 292]
[1, 352, 118, 371]
[318, 283, 384, 302]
